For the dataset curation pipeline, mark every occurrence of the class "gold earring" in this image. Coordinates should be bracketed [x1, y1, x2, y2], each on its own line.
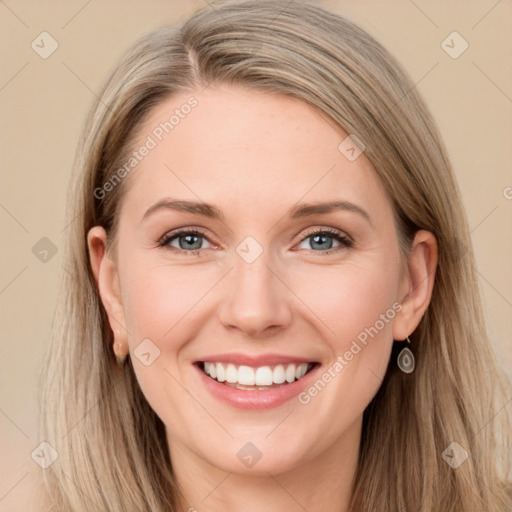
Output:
[115, 343, 127, 368]
[113, 331, 127, 368]
[397, 335, 415, 373]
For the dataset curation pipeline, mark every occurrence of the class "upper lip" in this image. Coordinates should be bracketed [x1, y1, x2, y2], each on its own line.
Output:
[195, 353, 318, 367]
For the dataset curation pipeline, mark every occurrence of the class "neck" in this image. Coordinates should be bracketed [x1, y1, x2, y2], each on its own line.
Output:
[169, 417, 361, 512]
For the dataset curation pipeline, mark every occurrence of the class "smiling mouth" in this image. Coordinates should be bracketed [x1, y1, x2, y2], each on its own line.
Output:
[198, 361, 318, 391]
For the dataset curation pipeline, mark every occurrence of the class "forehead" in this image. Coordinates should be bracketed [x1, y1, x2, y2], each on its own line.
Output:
[119, 84, 391, 225]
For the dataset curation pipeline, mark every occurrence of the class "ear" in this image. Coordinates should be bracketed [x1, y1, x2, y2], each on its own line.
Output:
[87, 226, 129, 356]
[393, 230, 438, 341]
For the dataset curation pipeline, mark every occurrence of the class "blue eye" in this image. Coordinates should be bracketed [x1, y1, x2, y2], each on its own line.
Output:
[297, 229, 352, 254]
[159, 230, 212, 253]
[158, 228, 352, 255]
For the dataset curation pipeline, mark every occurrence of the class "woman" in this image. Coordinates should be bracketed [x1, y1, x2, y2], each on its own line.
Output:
[37, 1, 511, 510]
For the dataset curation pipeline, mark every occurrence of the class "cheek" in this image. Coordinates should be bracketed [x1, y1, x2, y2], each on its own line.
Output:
[290, 257, 399, 427]
[120, 259, 210, 342]
[119, 261, 210, 432]
[291, 257, 400, 348]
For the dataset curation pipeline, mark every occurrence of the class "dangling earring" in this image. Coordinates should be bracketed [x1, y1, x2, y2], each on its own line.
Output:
[113, 331, 127, 368]
[115, 343, 127, 368]
[397, 335, 415, 373]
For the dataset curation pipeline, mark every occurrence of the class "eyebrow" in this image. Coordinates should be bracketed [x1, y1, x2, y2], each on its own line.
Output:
[141, 198, 373, 227]
[288, 200, 372, 226]
[142, 199, 225, 222]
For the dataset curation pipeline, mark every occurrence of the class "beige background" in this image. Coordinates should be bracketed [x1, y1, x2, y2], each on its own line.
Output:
[1, 0, 511, 508]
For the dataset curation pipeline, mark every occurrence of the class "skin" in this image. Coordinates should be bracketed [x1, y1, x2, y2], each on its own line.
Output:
[88, 84, 437, 512]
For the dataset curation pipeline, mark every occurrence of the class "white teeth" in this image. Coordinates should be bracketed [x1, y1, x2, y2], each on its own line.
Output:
[285, 365, 296, 383]
[255, 366, 273, 386]
[202, 362, 312, 386]
[238, 365, 255, 385]
[296, 363, 308, 379]
[226, 364, 238, 383]
[216, 363, 226, 382]
[273, 365, 286, 384]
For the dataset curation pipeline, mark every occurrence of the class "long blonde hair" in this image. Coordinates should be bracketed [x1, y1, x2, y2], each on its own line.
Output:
[37, 1, 511, 510]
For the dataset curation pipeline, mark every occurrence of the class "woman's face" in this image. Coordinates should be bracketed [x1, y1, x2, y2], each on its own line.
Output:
[89, 84, 434, 476]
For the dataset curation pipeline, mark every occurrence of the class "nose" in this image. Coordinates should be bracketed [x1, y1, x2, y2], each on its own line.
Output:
[217, 251, 293, 339]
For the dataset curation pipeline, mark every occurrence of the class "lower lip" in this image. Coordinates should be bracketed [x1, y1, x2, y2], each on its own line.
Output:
[195, 363, 320, 410]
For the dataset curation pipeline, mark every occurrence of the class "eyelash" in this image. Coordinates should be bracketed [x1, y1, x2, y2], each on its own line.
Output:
[157, 227, 353, 256]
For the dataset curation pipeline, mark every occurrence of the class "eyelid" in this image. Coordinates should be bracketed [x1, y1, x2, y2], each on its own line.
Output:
[158, 226, 214, 247]
[158, 225, 353, 254]
[294, 226, 353, 255]
[298, 226, 352, 243]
